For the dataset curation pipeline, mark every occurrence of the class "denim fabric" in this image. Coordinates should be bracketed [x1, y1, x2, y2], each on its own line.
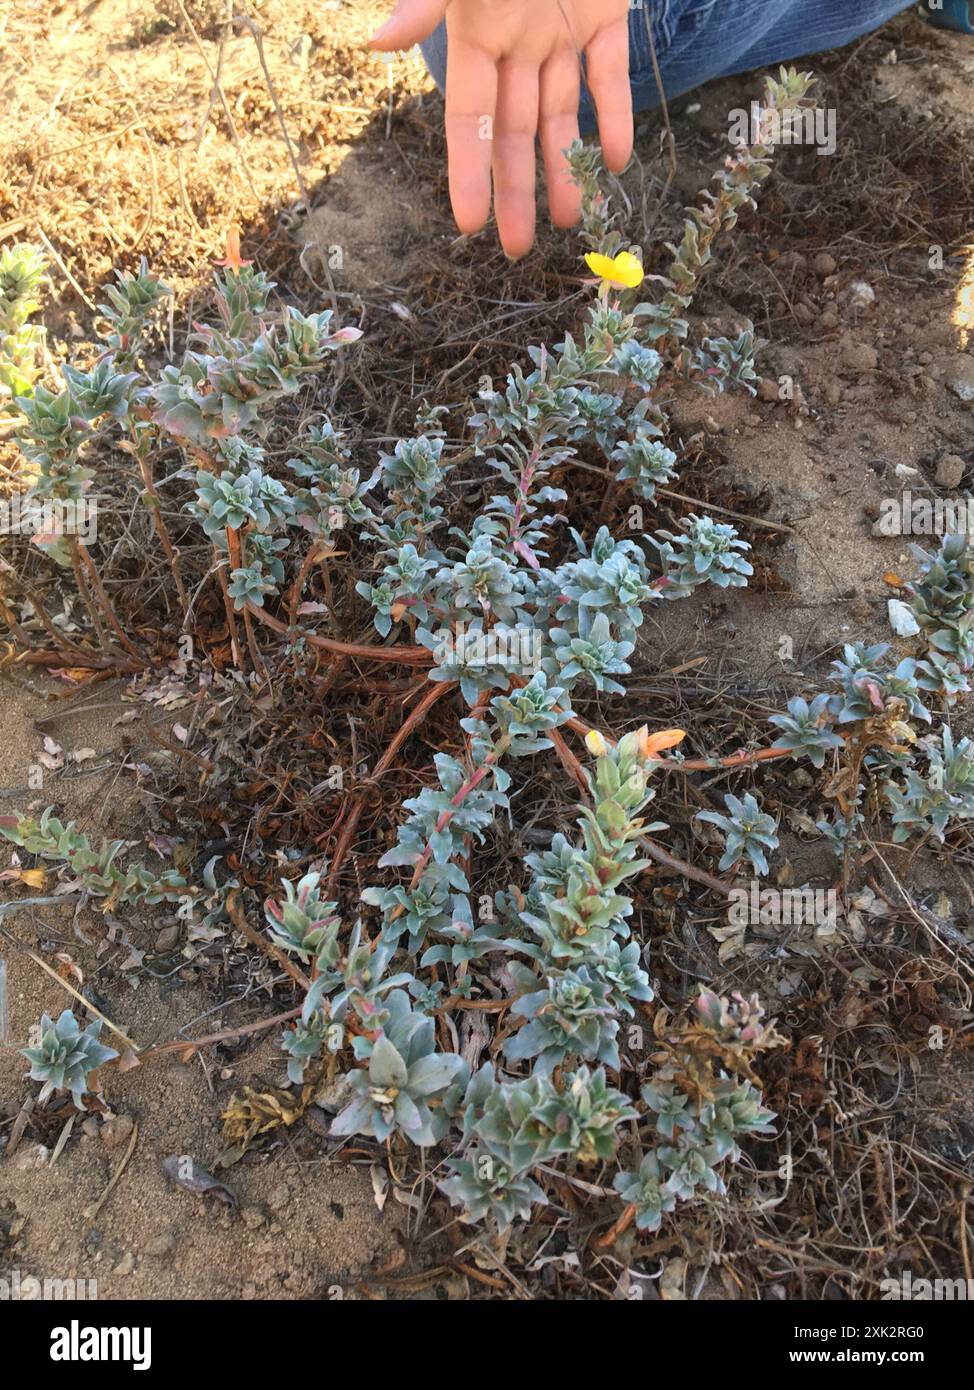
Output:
[419, 1, 916, 129]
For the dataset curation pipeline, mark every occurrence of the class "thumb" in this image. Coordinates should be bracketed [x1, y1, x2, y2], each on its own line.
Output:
[369, 0, 449, 50]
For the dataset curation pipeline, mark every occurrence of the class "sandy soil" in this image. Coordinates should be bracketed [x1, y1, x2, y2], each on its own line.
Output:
[0, 675, 405, 1298]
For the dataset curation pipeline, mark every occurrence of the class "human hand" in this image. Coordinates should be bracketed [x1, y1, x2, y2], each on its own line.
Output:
[370, 0, 633, 257]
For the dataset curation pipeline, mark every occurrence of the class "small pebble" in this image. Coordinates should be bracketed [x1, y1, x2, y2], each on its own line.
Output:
[267, 1183, 292, 1213]
[946, 357, 974, 401]
[143, 1233, 177, 1259]
[155, 924, 180, 952]
[844, 280, 875, 310]
[101, 1114, 134, 1149]
[840, 341, 878, 373]
[935, 454, 966, 489]
[13, 1144, 50, 1171]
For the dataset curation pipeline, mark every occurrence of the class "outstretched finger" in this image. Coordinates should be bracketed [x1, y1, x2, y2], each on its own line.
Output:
[492, 57, 540, 257]
[369, 0, 448, 51]
[539, 47, 582, 229]
[585, 18, 633, 173]
[445, 40, 498, 236]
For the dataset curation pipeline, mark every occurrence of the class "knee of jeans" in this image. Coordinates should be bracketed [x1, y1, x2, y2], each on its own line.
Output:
[576, 5, 666, 126]
[625, 2, 672, 87]
[419, 20, 448, 97]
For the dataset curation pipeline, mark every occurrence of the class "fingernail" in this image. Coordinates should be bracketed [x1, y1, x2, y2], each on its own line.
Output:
[369, 19, 393, 45]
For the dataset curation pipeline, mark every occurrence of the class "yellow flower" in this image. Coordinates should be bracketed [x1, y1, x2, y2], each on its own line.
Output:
[0, 866, 47, 889]
[584, 250, 644, 291]
[637, 726, 686, 760]
[585, 729, 610, 757]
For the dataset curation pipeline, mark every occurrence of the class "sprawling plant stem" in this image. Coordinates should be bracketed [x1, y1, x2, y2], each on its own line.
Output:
[135, 439, 188, 612]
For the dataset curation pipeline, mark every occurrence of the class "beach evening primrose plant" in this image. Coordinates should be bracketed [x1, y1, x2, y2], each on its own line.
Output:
[755, 539, 974, 852]
[20, 1009, 119, 1107]
[7, 73, 790, 1239]
[263, 870, 340, 963]
[697, 792, 780, 877]
[0, 242, 47, 403]
[329, 989, 467, 1146]
[887, 727, 974, 843]
[12, 68, 969, 1249]
[0, 809, 188, 906]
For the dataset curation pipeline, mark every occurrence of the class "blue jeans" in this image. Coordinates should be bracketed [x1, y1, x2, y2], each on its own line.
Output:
[420, 1, 915, 129]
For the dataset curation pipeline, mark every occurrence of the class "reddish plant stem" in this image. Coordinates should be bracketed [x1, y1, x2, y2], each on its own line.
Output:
[323, 679, 457, 877]
[9, 610, 91, 664]
[137, 450, 188, 613]
[385, 732, 512, 925]
[222, 527, 245, 668]
[548, 726, 588, 794]
[242, 604, 269, 682]
[592, 1203, 637, 1248]
[638, 834, 732, 898]
[0, 593, 37, 651]
[69, 537, 113, 654]
[75, 541, 144, 662]
[510, 440, 542, 543]
[139, 1006, 301, 1059]
[1, 650, 142, 673]
[226, 887, 310, 990]
[217, 565, 243, 667]
[288, 542, 325, 627]
[248, 601, 434, 665]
